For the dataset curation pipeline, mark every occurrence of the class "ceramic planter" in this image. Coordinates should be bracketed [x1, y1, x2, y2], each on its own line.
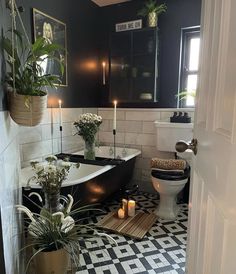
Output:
[148, 12, 158, 27]
[34, 248, 70, 274]
[8, 92, 47, 126]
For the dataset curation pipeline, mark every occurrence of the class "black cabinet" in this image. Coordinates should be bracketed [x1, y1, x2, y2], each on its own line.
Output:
[109, 28, 159, 103]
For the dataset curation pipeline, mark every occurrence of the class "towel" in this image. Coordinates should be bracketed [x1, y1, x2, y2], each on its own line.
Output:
[151, 158, 187, 171]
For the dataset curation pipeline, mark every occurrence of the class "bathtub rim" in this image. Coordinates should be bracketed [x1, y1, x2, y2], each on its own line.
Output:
[20, 146, 141, 189]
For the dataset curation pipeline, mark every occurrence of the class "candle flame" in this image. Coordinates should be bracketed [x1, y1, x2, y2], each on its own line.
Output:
[58, 99, 62, 104]
[102, 61, 106, 67]
[114, 100, 117, 106]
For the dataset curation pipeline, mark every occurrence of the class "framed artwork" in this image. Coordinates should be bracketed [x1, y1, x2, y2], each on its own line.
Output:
[33, 8, 68, 86]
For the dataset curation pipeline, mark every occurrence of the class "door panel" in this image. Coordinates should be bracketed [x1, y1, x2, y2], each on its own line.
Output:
[187, 0, 236, 273]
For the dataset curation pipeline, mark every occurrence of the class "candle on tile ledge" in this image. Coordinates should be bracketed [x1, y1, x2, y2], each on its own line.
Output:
[113, 100, 117, 131]
[128, 200, 136, 217]
[118, 208, 125, 219]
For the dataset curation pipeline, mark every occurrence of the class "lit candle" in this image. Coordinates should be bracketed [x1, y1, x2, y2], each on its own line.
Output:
[58, 100, 62, 127]
[113, 100, 117, 131]
[102, 61, 106, 85]
[118, 208, 125, 219]
[128, 200, 136, 217]
[122, 199, 128, 216]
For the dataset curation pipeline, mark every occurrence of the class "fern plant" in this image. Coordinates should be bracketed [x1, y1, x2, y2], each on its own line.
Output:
[2, 30, 64, 96]
[138, 0, 167, 17]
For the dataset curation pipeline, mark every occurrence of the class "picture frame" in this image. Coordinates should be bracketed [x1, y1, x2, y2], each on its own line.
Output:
[33, 8, 68, 87]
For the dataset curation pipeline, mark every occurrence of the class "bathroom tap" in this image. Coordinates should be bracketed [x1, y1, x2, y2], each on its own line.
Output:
[122, 145, 127, 157]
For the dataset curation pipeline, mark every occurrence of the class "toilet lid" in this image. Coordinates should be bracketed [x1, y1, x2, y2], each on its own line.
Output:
[151, 166, 190, 181]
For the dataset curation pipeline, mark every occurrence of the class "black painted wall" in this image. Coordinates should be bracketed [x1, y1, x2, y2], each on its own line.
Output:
[0, 0, 101, 110]
[0, 0, 201, 110]
[98, 0, 201, 108]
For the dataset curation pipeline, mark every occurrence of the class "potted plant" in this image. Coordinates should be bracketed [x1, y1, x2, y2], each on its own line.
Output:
[2, 31, 64, 126]
[177, 90, 196, 106]
[74, 113, 103, 160]
[17, 199, 116, 274]
[20, 155, 116, 273]
[138, 0, 167, 27]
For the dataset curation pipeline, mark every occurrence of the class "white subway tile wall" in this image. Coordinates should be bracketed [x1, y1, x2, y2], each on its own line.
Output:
[98, 108, 194, 193]
[0, 111, 21, 274]
[20, 108, 96, 167]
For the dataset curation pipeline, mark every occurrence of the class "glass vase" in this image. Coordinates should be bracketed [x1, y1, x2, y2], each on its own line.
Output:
[84, 140, 96, 160]
[43, 191, 64, 214]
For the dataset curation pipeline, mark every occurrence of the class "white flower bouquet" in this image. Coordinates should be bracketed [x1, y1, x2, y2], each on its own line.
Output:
[74, 113, 102, 143]
[29, 155, 76, 194]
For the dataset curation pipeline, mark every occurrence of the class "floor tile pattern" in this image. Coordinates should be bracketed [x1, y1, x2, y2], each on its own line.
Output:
[76, 192, 188, 274]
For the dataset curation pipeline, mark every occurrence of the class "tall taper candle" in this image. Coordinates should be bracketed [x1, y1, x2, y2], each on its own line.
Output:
[102, 61, 106, 85]
[58, 100, 62, 127]
[113, 100, 117, 130]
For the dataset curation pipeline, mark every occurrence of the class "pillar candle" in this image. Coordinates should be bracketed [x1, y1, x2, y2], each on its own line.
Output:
[58, 100, 62, 127]
[118, 208, 125, 219]
[128, 200, 136, 217]
[113, 100, 117, 130]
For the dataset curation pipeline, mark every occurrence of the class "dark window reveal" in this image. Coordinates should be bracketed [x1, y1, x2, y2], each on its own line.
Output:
[179, 27, 200, 107]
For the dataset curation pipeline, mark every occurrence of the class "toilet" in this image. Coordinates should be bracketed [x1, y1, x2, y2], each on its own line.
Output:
[151, 165, 190, 220]
[151, 120, 193, 220]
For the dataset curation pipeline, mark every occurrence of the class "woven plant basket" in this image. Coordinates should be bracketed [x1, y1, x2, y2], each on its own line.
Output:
[8, 92, 47, 127]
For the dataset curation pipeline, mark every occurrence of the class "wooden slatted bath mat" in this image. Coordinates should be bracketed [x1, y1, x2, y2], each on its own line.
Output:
[96, 211, 158, 240]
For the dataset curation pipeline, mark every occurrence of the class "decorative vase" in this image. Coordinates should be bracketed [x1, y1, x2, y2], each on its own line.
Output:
[8, 92, 47, 126]
[147, 12, 158, 27]
[34, 248, 70, 274]
[84, 140, 96, 160]
[43, 191, 64, 214]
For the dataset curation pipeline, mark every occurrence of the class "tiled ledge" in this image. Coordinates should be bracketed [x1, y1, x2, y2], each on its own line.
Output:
[98, 107, 195, 112]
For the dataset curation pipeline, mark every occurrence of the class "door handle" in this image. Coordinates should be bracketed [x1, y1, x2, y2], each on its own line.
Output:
[175, 139, 198, 155]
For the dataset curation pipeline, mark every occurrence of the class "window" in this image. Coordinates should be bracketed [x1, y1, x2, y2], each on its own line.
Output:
[178, 27, 200, 107]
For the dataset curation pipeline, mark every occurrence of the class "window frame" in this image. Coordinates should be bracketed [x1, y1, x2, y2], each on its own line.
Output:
[178, 26, 200, 108]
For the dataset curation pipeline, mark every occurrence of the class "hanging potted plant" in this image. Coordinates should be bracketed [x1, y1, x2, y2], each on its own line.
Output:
[2, 1, 64, 126]
[138, 0, 167, 27]
[2, 32, 64, 126]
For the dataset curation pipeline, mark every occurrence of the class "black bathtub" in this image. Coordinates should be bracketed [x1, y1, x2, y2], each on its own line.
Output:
[21, 146, 141, 208]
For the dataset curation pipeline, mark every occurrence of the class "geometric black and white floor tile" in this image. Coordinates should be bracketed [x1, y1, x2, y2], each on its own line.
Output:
[76, 191, 188, 274]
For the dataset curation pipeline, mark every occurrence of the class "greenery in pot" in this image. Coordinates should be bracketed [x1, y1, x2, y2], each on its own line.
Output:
[17, 200, 116, 273]
[138, 0, 167, 18]
[2, 30, 64, 98]
[177, 89, 196, 104]
[19, 154, 116, 272]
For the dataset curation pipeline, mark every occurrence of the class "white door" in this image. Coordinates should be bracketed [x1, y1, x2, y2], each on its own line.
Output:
[186, 0, 236, 273]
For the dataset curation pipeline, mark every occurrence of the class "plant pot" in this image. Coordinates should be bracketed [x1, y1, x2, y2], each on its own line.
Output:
[34, 248, 70, 274]
[147, 12, 158, 27]
[8, 92, 47, 126]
